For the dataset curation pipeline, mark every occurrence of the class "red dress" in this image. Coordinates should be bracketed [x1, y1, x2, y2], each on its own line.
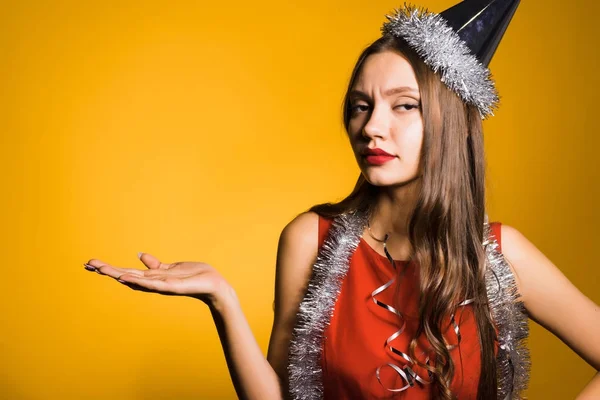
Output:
[318, 215, 502, 399]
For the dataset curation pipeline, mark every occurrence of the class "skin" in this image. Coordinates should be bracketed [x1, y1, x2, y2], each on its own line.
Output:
[345, 50, 423, 259]
[84, 50, 600, 398]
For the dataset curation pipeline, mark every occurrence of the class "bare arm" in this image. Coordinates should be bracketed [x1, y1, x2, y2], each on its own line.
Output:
[84, 211, 319, 400]
[266, 211, 320, 396]
[500, 224, 600, 398]
[211, 211, 319, 399]
[210, 287, 284, 400]
[577, 372, 600, 400]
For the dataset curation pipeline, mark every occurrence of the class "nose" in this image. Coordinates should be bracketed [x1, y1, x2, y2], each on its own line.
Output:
[361, 106, 389, 141]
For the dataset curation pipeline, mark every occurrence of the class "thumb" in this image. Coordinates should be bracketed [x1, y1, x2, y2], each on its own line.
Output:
[137, 252, 163, 269]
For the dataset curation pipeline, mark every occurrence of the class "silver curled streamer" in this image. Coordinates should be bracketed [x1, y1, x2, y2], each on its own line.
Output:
[372, 235, 473, 392]
[380, 3, 499, 119]
[287, 211, 530, 399]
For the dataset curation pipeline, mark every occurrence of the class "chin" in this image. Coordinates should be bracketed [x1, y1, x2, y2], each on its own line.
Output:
[362, 171, 420, 188]
[362, 173, 398, 187]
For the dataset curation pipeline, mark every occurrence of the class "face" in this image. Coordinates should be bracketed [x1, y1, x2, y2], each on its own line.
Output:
[347, 50, 424, 188]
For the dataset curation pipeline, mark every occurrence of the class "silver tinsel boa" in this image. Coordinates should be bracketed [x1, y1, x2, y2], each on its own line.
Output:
[381, 4, 500, 119]
[287, 210, 530, 399]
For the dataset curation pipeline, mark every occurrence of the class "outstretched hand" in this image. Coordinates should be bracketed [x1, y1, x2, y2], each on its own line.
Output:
[83, 253, 231, 305]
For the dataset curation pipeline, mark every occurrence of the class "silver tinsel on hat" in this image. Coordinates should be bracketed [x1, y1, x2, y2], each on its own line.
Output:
[287, 211, 530, 399]
[381, 3, 500, 119]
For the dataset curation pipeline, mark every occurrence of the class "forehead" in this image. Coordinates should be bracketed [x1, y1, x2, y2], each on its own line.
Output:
[353, 50, 419, 91]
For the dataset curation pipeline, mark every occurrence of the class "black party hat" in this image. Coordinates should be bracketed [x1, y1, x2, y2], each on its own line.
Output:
[381, 1, 521, 118]
[440, 0, 521, 67]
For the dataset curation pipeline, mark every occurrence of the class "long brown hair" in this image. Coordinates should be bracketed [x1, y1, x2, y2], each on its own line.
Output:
[309, 35, 498, 399]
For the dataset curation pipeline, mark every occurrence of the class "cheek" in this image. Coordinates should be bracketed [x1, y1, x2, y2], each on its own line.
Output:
[347, 121, 363, 144]
[407, 135, 424, 160]
[395, 123, 424, 162]
[347, 130, 364, 153]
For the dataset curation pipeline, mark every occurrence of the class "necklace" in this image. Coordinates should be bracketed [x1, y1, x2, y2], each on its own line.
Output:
[367, 218, 388, 243]
[367, 217, 410, 263]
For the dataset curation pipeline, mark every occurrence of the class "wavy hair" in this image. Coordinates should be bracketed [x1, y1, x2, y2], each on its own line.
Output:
[309, 35, 498, 399]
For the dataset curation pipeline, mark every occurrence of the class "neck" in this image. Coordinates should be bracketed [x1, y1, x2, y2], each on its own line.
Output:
[368, 175, 421, 238]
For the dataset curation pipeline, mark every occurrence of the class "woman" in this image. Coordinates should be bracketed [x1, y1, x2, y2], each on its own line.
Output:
[83, 1, 600, 399]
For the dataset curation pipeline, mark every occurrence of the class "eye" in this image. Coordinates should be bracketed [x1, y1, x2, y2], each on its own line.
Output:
[350, 103, 370, 115]
[395, 103, 420, 111]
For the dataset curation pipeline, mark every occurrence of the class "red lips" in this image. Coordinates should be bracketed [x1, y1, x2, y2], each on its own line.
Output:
[361, 147, 396, 166]
[362, 148, 394, 156]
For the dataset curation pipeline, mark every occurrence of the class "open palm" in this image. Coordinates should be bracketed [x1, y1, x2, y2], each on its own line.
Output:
[84, 253, 228, 304]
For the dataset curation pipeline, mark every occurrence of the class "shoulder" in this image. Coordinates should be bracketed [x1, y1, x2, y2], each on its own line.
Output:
[279, 211, 320, 251]
[275, 211, 321, 297]
[498, 224, 529, 262]
[274, 210, 321, 305]
[267, 211, 321, 385]
[497, 223, 560, 300]
[497, 223, 546, 302]
[499, 222, 589, 305]
[498, 223, 600, 370]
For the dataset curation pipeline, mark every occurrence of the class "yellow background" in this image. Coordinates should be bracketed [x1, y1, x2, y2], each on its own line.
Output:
[1, 0, 598, 398]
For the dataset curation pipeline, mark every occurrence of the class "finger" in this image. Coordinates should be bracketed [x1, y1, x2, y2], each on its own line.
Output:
[85, 259, 108, 269]
[95, 265, 145, 279]
[83, 260, 110, 275]
[137, 252, 170, 270]
[118, 274, 176, 293]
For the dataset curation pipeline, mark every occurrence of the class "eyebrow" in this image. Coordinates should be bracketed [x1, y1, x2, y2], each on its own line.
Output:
[349, 86, 419, 99]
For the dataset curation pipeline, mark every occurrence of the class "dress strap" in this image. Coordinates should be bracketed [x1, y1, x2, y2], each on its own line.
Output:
[317, 214, 334, 249]
[489, 222, 502, 252]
